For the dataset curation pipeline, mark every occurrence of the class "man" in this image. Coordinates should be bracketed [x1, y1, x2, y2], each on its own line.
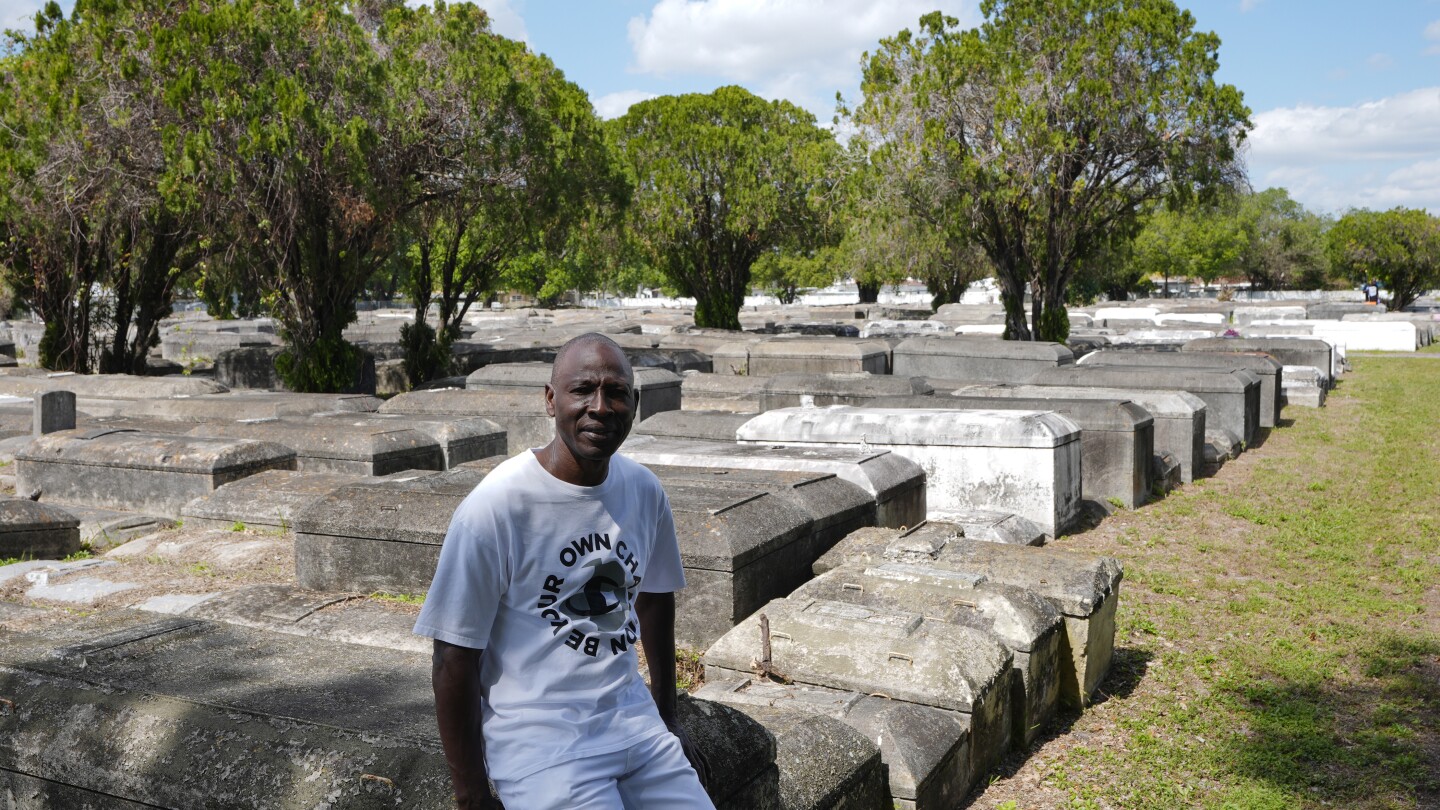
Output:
[414, 333, 713, 809]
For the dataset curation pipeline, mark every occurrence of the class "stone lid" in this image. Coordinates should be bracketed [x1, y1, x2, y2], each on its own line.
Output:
[16, 429, 295, 475]
[1033, 365, 1256, 394]
[180, 470, 364, 528]
[633, 410, 753, 442]
[0, 497, 80, 532]
[665, 481, 812, 572]
[0, 374, 227, 399]
[1081, 349, 1281, 376]
[621, 436, 924, 505]
[125, 392, 383, 422]
[795, 563, 1061, 653]
[893, 336, 1075, 364]
[379, 389, 547, 416]
[186, 419, 440, 463]
[951, 384, 1207, 419]
[762, 373, 933, 398]
[649, 464, 873, 535]
[736, 406, 1082, 449]
[704, 597, 1012, 714]
[747, 338, 888, 360]
[291, 481, 466, 545]
[679, 372, 770, 397]
[465, 362, 681, 391]
[301, 412, 506, 444]
[937, 396, 1155, 432]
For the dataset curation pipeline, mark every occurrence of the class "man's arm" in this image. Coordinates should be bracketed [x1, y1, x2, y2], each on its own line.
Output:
[635, 591, 710, 788]
[432, 639, 503, 810]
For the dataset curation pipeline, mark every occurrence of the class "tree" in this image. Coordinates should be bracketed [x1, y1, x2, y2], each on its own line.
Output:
[1130, 201, 1247, 293]
[1236, 187, 1330, 291]
[384, 4, 625, 385]
[1326, 208, 1440, 313]
[610, 86, 839, 330]
[154, 0, 423, 392]
[850, 1, 1250, 341]
[0, 1, 205, 373]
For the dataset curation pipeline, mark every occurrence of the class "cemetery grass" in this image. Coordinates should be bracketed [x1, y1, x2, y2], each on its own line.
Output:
[968, 356, 1440, 810]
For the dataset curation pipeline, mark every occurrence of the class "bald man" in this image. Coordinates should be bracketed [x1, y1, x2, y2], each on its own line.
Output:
[415, 334, 712, 809]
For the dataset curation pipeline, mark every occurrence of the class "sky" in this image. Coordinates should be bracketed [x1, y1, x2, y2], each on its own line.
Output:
[3, 0, 1437, 214]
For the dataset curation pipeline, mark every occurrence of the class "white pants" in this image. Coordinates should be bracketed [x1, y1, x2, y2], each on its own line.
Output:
[492, 730, 716, 809]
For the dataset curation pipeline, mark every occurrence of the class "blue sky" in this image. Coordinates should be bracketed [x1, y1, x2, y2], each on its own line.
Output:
[4, 0, 1437, 213]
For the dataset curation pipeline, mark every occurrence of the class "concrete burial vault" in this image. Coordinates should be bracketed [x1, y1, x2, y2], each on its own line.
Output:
[736, 406, 1083, 537]
[0, 608, 783, 809]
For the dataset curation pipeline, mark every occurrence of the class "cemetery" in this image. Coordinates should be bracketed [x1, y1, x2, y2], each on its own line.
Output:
[1, 0, 1436, 807]
[2, 285, 1434, 809]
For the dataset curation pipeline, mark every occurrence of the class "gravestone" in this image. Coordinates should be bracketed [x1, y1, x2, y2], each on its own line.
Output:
[945, 383, 1208, 483]
[891, 336, 1074, 383]
[736, 406, 1082, 537]
[704, 596, 1015, 781]
[32, 390, 76, 436]
[1281, 365, 1327, 408]
[16, 430, 296, 518]
[697, 677, 964, 810]
[0, 498, 81, 559]
[186, 418, 444, 476]
[892, 394, 1156, 509]
[633, 410, 754, 442]
[740, 338, 891, 376]
[678, 372, 768, 413]
[127, 392, 384, 422]
[0, 608, 780, 809]
[793, 562, 1063, 748]
[1030, 365, 1260, 448]
[301, 412, 506, 469]
[1080, 349, 1283, 429]
[180, 470, 368, 531]
[758, 373, 933, 410]
[621, 436, 927, 529]
[380, 389, 553, 454]
[816, 523, 1123, 707]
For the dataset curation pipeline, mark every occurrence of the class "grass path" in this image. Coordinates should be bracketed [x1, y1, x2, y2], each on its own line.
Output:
[967, 356, 1440, 809]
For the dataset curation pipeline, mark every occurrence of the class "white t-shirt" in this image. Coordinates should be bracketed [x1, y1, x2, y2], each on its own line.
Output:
[414, 450, 686, 782]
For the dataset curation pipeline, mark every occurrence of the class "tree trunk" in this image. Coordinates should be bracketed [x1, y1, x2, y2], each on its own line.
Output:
[856, 279, 881, 304]
[997, 270, 1031, 341]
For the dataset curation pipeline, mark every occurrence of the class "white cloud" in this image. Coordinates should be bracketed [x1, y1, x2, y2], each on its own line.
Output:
[1366, 52, 1394, 71]
[1426, 19, 1440, 55]
[593, 90, 658, 120]
[1248, 88, 1440, 214]
[0, 0, 48, 35]
[1239, 0, 1263, 12]
[1249, 87, 1440, 164]
[626, 0, 978, 118]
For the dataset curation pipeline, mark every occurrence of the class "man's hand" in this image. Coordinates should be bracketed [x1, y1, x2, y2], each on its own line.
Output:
[432, 640, 502, 809]
[665, 715, 711, 790]
[636, 591, 711, 790]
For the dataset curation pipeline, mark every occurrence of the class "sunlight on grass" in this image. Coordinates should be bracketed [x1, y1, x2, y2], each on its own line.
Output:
[1019, 356, 1440, 809]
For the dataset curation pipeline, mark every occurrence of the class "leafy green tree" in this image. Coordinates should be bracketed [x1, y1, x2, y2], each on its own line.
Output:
[1326, 208, 1440, 312]
[153, 0, 421, 391]
[1236, 187, 1331, 291]
[0, 1, 204, 373]
[1130, 201, 1248, 292]
[385, 5, 625, 384]
[850, 1, 1250, 341]
[611, 86, 839, 330]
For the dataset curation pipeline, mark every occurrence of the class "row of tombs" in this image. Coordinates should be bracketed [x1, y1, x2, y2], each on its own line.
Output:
[0, 334, 1335, 809]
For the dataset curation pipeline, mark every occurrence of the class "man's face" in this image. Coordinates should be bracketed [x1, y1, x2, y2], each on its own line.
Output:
[545, 342, 636, 462]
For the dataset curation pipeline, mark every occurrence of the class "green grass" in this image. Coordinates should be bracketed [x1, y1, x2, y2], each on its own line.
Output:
[370, 590, 426, 606]
[984, 356, 1440, 809]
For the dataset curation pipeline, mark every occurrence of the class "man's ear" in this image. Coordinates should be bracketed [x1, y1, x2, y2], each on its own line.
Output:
[544, 383, 556, 417]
